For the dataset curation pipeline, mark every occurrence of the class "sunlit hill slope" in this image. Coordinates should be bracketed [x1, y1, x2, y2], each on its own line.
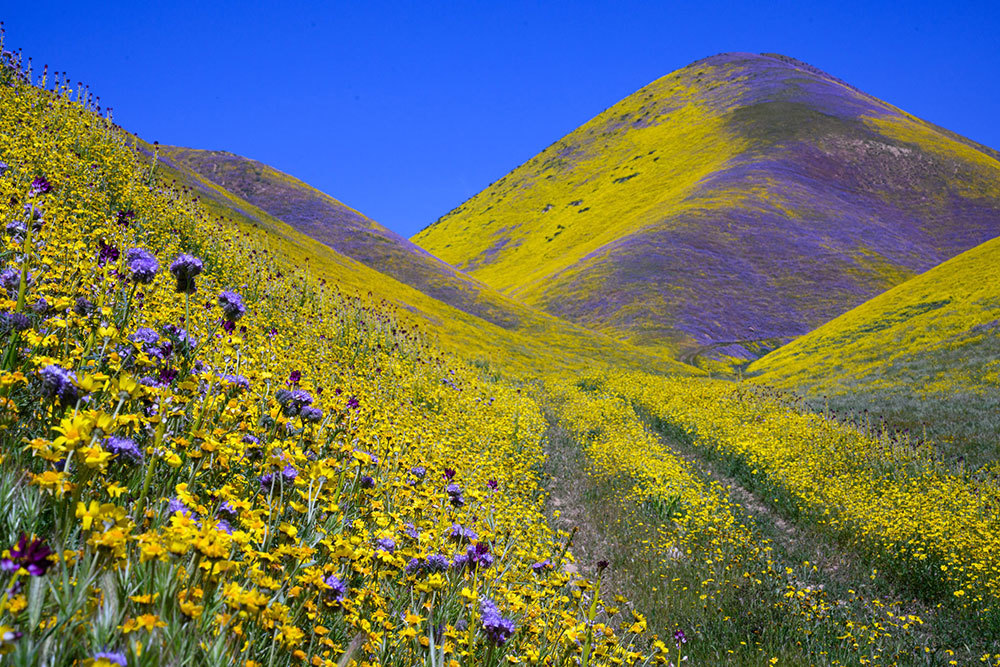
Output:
[414, 52, 1000, 360]
[749, 234, 1000, 467]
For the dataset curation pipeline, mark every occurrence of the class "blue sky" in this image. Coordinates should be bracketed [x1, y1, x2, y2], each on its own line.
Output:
[3, 2, 999, 237]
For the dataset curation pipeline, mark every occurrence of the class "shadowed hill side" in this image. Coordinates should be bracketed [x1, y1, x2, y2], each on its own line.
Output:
[136, 141, 689, 376]
[158, 145, 521, 330]
[749, 234, 1000, 468]
[413, 52, 1000, 359]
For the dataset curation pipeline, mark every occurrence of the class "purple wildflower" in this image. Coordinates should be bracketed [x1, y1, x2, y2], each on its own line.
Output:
[359, 475, 375, 489]
[0, 626, 22, 644]
[674, 629, 687, 647]
[375, 537, 396, 554]
[125, 248, 158, 284]
[39, 364, 78, 405]
[97, 240, 119, 267]
[404, 523, 420, 540]
[0, 267, 22, 295]
[260, 472, 275, 492]
[217, 291, 245, 321]
[216, 501, 238, 520]
[162, 324, 197, 352]
[275, 388, 313, 417]
[480, 598, 515, 645]
[464, 542, 494, 571]
[425, 554, 449, 572]
[29, 176, 52, 196]
[74, 297, 95, 316]
[0, 312, 30, 334]
[448, 524, 477, 543]
[130, 327, 160, 347]
[446, 483, 465, 507]
[531, 559, 552, 573]
[92, 651, 127, 666]
[221, 374, 250, 391]
[288, 370, 301, 385]
[300, 406, 323, 422]
[167, 498, 192, 518]
[443, 468, 456, 481]
[281, 464, 298, 484]
[169, 254, 203, 293]
[323, 575, 347, 603]
[115, 209, 135, 227]
[0, 534, 54, 576]
[410, 465, 427, 479]
[105, 436, 143, 464]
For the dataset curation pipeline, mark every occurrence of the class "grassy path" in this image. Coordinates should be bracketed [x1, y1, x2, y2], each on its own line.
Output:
[541, 385, 963, 665]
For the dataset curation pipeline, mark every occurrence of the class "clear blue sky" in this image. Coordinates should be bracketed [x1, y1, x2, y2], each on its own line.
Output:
[3, 2, 999, 237]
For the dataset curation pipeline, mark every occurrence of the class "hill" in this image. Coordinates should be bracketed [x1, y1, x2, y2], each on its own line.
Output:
[138, 143, 686, 375]
[748, 234, 1000, 467]
[413, 52, 1000, 360]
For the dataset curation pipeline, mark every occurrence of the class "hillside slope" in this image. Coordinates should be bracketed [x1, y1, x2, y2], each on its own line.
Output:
[749, 235, 1000, 466]
[413, 52, 1000, 358]
[158, 146, 524, 330]
[139, 142, 686, 375]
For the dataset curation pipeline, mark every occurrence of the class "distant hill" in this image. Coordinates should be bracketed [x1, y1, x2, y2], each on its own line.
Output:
[413, 52, 1000, 360]
[749, 234, 1000, 467]
[157, 146, 526, 330]
[139, 142, 687, 375]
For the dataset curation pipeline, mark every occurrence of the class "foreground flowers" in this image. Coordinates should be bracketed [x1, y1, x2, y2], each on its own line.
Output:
[0, 46, 663, 666]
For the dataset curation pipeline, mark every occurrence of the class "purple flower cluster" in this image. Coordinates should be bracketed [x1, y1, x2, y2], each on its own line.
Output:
[375, 537, 396, 554]
[406, 553, 450, 575]
[125, 248, 158, 284]
[97, 239, 119, 267]
[217, 290, 246, 321]
[92, 651, 127, 666]
[448, 524, 477, 543]
[446, 483, 465, 507]
[0, 312, 30, 334]
[0, 267, 22, 295]
[0, 534, 54, 576]
[300, 406, 323, 422]
[105, 436, 143, 464]
[39, 364, 78, 405]
[29, 176, 52, 196]
[167, 498, 193, 518]
[530, 559, 552, 573]
[169, 253, 203, 293]
[162, 324, 198, 352]
[453, 542, 494, 572]
[221, 374, 250, 391]
[323, 575, 347, 603]
[480, 598, 515, 645]
[275, 388, 313, 417]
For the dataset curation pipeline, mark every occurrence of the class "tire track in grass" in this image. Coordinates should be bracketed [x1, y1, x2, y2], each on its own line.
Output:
[541, 381, 937, 666]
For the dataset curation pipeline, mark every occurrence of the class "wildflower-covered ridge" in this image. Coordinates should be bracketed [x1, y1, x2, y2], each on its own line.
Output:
[413, 52, 1000, 360]
[749, 233, 1000, 466]
[137, 140, 688, 376]
[154, 145, 527, 330]
[0, 52, 667, 665]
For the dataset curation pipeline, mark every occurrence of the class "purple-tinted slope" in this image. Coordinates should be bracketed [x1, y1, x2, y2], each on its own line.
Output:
[156, 146, 525, 330]
[417, 52, 1000, 359]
